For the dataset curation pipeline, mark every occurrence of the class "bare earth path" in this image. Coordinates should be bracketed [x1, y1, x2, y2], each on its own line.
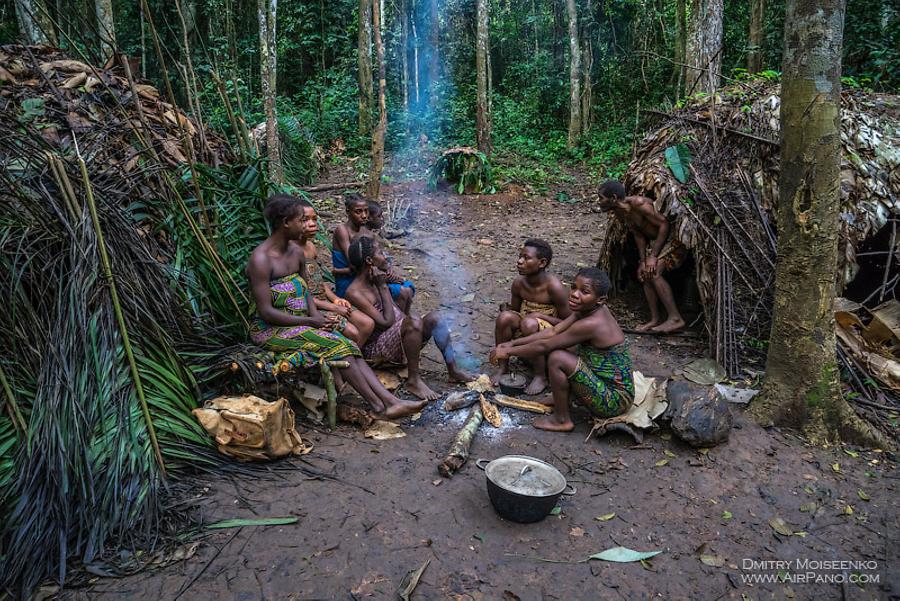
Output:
[72, 179, 897, 600]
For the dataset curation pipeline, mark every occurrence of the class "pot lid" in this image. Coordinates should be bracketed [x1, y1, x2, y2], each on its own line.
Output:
[485, 455, 566, 497]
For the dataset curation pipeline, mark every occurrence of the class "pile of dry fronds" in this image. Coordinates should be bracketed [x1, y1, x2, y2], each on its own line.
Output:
[0, 45, 268, 595]
[601, 79, 898, 373]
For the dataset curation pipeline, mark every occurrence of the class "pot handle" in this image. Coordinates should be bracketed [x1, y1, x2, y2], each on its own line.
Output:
[475, 458, 490, 470]
[561, 484, 577, 496]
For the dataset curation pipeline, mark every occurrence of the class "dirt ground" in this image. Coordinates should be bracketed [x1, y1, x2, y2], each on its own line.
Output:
[73, 173, 897, 600]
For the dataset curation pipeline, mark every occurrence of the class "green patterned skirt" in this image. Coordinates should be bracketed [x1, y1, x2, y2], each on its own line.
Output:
[568, 342, 634, 418]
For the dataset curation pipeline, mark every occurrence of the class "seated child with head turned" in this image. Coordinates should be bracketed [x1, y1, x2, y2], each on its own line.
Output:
[366, 200, 416, 314]
[493, 238, 571, 395]
[331, 194, 373, 300]
[490, 268, 634, 433]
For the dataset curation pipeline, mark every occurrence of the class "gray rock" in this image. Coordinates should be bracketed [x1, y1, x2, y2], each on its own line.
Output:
[666, 380, 733, 447]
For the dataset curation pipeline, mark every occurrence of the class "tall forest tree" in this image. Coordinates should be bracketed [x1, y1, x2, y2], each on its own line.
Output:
[685, 0, 723, 95]
[427, 0, 440, 115]
[258, 0, 282, 183]
[475, 0, 492, 155]
[565, 0, 581, 149]
[367, 0, 386, 199]
[95, 0, 117, 57]
[751, 0, 884, 446]
[14, 0, 54, 44]
[358, 0, 373, 135]
[400, 0, 410, 113]
[747, 0, 765, 73]
[674, 0, 688, 97]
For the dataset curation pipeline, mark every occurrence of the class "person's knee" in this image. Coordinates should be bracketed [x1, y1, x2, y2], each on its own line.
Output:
[405, 315, 424, 334]
[497, 310, 518, 328]
[398, 286, 413, 302]
[548, 350, 571, 370]
[520, 316, 540, 334]
[343, 323, 360, 342]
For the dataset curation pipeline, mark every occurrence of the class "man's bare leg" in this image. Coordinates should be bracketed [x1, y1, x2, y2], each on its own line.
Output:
[649, 273, 685, 333]
[400, 316, 440, 400]
[636, 279, 662, 331]
[519, 317, 547, 395]
[533, 350, 578, 432]
[422, 311, 475, 383]
[491, 311, 520, 384]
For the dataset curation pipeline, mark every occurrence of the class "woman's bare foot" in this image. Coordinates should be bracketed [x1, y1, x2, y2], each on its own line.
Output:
[635, 318, 661, 332]
[533, 414, 575, 432]
[535, 394, 555, 406]
[524, 375, 547, 396]
[448, 365, 476, 383]
[650, 317, 685, 334]
[381, 398, 428, 419]
[405, 377, 441, 401]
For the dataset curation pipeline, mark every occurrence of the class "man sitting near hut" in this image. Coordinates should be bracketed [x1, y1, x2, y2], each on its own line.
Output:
[598, 180, 686, 334]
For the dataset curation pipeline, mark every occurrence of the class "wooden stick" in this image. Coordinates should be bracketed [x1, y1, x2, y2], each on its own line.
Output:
[77, 138, 167, 479]
[642, 108, 779, 146]
[493, 394, 552, 414]
[438, 406, 483, 478]
[300, 181, 364, 192]
[320, 360, 349, 429]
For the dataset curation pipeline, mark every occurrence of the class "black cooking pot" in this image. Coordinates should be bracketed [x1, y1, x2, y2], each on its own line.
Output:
[476, 455, 576, 523]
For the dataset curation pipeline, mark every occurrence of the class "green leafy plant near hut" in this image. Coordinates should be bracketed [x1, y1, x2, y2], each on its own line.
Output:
[428, 147, 497, 194]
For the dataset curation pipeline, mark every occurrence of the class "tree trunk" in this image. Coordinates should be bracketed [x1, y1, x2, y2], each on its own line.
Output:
[400, 0, 409, 114]
[751, 0, 885, 447]
[747, 0, 765, 73]
[367, 0, 386, 199]
[14, 0, 53, 44]
[674, 0, 687, 97]
[95, 0, 116, 57]
[475, 0, 492, 156]
[357, 0, 373, 136]
[685, 0, 723, 96]
[581, 36, 592, 135]
[565, 0, 581, 149]
[258, 0, 282, 183]
[427, 0, 440, 115]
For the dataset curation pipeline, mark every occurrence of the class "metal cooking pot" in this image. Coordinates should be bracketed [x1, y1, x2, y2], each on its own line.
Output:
[475, 455, 576, 523]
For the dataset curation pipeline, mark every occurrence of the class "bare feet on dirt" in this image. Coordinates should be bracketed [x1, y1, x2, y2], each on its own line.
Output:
[533, 414, 575, 432]
[524, 375, 547, 395]
[448, 366, 476, 383]
[380, 399, 428, 419]
[635, 319, 661, 332]
[405, 377, 441, 401]
[651, 317, 685, 334]
[535, 394, 555, 406]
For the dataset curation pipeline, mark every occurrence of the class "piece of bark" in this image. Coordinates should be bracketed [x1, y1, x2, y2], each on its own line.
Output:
[438, 406, 483, 478]
[493, 394, 553, 414]
[336, 405, 376, 429]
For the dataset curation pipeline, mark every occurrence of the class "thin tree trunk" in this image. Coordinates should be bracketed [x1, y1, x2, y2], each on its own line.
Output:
[751, 0, 885, 447]
[581, 36, 592, 135]
[427, 0, 440, 115]
[475, 0, 492, 156]
[685, 0, 723, 96]
[565, 0, 581, 149]
[358, 0, 373, 135]
[14, 0, 53, 44]
[400, 0, 409, 114]
[674, 0, 687, 97]
[258, 0, 282, 183]
[412, 10, 420, 108]
[747, 0, 765, 73]
[94, 0, 116, 57]
[367, 0, 386, 199]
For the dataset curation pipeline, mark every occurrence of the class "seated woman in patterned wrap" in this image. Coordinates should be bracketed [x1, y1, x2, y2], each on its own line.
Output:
[247, 194, 426, 419]
[489, 268, 634, 432]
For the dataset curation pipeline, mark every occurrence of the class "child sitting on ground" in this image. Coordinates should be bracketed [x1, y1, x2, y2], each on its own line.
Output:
[332, 194, 373, 299]
[345, 236, 474, 400]
[298, 204, 375, 346]
[492, 238, 571, 395]
[366, 200, 415, 314]
[489, 268, 634, 432]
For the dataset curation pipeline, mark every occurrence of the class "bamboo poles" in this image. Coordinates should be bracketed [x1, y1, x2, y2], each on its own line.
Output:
[75, 138, 167, 479]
